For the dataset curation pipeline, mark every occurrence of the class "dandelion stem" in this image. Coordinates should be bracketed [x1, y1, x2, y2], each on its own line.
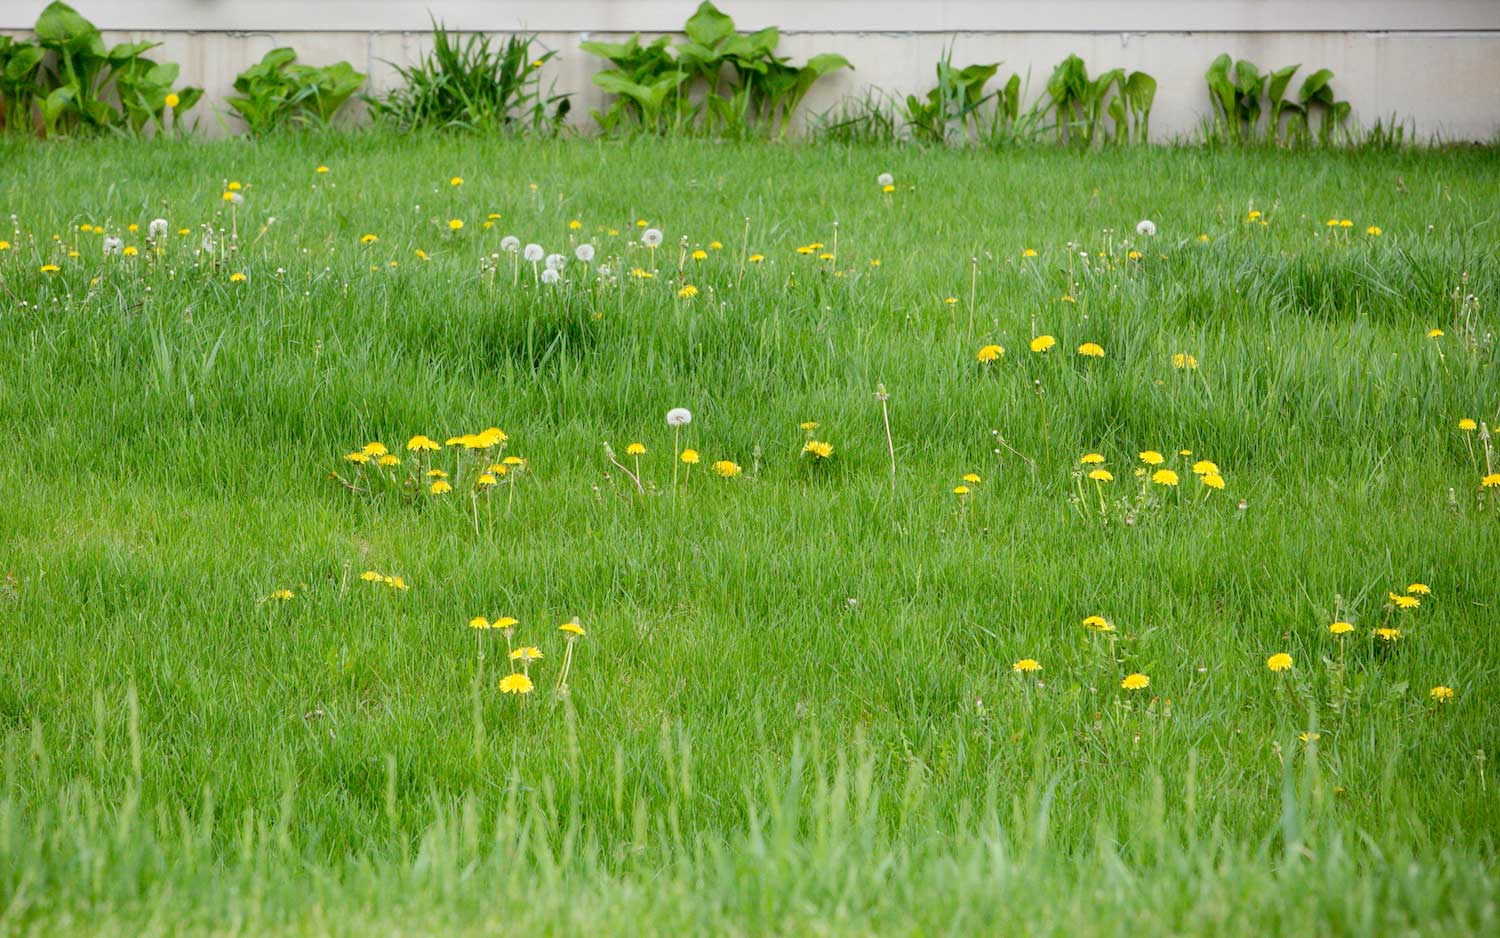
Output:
[876, 383, 895, 492]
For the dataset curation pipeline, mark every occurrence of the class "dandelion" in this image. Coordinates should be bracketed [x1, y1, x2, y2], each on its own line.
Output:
[1430, 685, 1454, 702]
[384, 576, 408, 591]
[103, 236, 123, 255]
[449, 176, 463, 186]
[430, 480, 453, 494]
[1388, 593, 1419, 610]
[1023, 248, 1037, 257]
[1329, 621, 1354, 635]
[1375, 627, 1402, 642]
[1299, 732, 1321, 743]
[952, 485, 969, 496]
[269, 588, 294, 601]
[1200, 472, 1225, 490]
[499, 672, 534, 695]
[575, 244, 595, 263]
[344, 451, 370, 464]
[315, 165, 328, 174]
[1152, 469, 1179, 486]
[803, 441, 834, 459]
[1013, 658, 1041, 673]
[677, 284, 699, 299]
[541, 269, 561, 285]
[560, 620, 584, 637]
[229, 272, 247, 283]
[680, 449, 700, 464]
[501, 235, 521, 253]
[1482, 473, 1500, 488]
[626, 442, 646, 455]
[799, 422, 820, 432]
[1266, 653, 1293, 672]
[1427, 328, 1444, 339]
[712, 460, 742, 478]
[1088, 468, 1114, 482]
[469, 616, 490, 630]
[642, 228, 663, 248]
[378, 454, 400, 467]
[360, 234, 378, 244]
[360, 571, 382, 582]
[1367, 226, 1382, 236]
[1406, 583, 1430, 595]
[476, 473, 497, 487]
[1080, 453, 1105, 465]
[510, 646, 544, 664]
[1139, 451, 1164, 465]
[877, 172, 894, 187]
[523, 243, 544, 262]
[1077, 342, 1105, 358]
[977, 344, 1005, 362]
[962, 473, 981, 484]
[407, 435, 441, 452]
[749, 253, 765, 263]
[1191, 460, 1219, 475]
[1029, 335, 1056, 353]
[1082, 615, 1114, 632]
[1136, 220, 1157, 237]
[1458, 418, 1477, 431]
[1122, 673, 1150, 690]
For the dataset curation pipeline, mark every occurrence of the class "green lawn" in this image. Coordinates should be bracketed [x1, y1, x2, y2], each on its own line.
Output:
[1, 135, 1498, 935]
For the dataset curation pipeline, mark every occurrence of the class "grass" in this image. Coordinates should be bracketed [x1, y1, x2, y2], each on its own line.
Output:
[1, 134, 1498, 935]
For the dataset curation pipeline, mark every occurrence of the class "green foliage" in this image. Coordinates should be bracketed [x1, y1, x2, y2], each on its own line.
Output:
[1206, 54, 1351, 146]
[4, 1, 200, 137]
[581, 1, 851, 137]
[903, 53, 1000, 144]
[1036, 54, 1154, 145]
[369, 24, 570, 134]
[227, 48, 364, 135]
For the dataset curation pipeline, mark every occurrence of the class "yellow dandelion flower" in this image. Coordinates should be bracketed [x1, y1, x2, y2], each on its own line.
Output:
[559, 620, 585, 637]
[952, 485, 970, 495]
[1082, 615, 1114, 632]
[712, 460, 742, 478]
[499, 673, 534, 695]
[1458, 418, 1477, 431]
[493, 617, 518, 631]
[1201, 473, 1225, 490]
[1172, 353, 1198, 370]
[691, 249, 707, 261]
[448, 219, 463, 231]
[1266, 653, 1293, 672]
[1121, 673, 1150, 691]
[1329, 621, 1354, 635]
[1481, 473, 1500, 488]
[476, 473, 497, 487]
[1077, 342, 1105, 358]
[269, 588, 294, 601]
[803, 441, 833, 459]
[1023, 248, 1037, 257]
[1427, 328, 1444, 338]
[362, 442, 389, 457]
[450, 176, 463, 186]
[626, 443, 646, 456]
[1080, 453, 1105, 465]
[360, 234, 378, 244]
[568, 219, 582, 230]
[799, 422, 820, 431]
[360, 570, 383, 582]
[1029, 335, 1056, 353]
[509, 646, 543, 662]
[677, 284, 699, 299]
[1192, 460, 1218, 475]
[229, 272, 247, 282]
[427, 468, 448, 479]
[680, 448, 700, 465]
[977, 344, 1005, 362]
[1012, 658, 1041, 673]
[1405, 583, 1430, 595]
[384, 576, 408, 591]
[1139, 451, 1164, 465]
[1088, 468, 1114, 482]
[1388, 593, 1419, 609]
[469, 616, 490, 630]
[1430, 685, 1454, 702]
[1152, 469, 1179, 486]
[962, 473, 981, 483]
[407, 435, 441, 452]
[430, 480, 453, 494]
[1374, 627, 1402, 641]
[378, 454, 400, 467]
[1366, 226, 1382, 236]
[316, 165, 329, 174]
[344, 451, 370, 464]
[749, 253, 765, 263]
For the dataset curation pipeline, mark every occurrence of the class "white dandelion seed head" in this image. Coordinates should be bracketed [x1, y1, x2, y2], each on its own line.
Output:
[597, 264, 611, 278]
[642, 228, 663, 248]
[500, 235, 520, 253]
[877, 172, 894, 187]
[575, 243, 595, 263]
[148, 218, 169, 239]
[1136, 219, 1157, 237]
[227, 192, 245, 205]
[523, 243, 544, 262]
[545, 252, 565, 271]
[541, 268, 560, 285]
[665, 407, 692, 428]
[102, 236, 123, 255]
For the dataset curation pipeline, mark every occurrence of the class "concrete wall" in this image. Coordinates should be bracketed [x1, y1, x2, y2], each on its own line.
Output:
[5, 1, 1499, 140]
